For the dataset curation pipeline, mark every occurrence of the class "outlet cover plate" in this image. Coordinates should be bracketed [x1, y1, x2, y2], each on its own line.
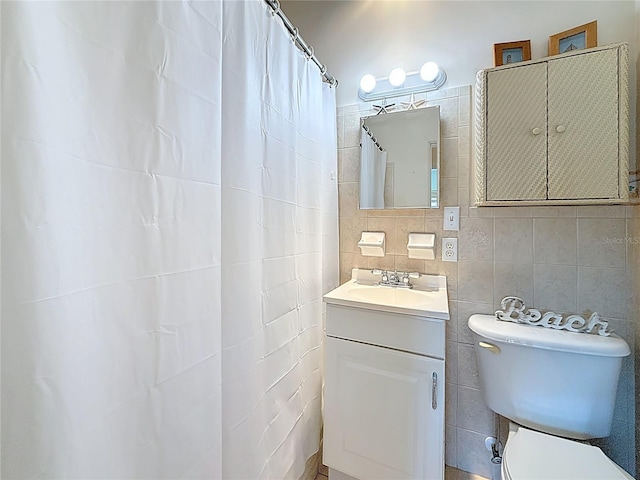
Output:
[442, 237, 458, 262]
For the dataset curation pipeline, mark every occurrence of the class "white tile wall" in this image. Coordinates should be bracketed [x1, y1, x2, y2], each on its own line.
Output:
[533, 264, 578, 312]
[533, 218, 577, 265]
[634, 211, 640, 476]
[336, 87, 638, 478]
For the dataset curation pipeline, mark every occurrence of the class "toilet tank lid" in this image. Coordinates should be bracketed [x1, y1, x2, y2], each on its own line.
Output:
[468, 314, 630, 357]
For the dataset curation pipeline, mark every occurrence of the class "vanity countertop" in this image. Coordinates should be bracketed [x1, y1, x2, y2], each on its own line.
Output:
[323, 268, 449, 319]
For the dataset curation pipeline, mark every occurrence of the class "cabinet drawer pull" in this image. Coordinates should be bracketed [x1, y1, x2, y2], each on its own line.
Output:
[431, 372, 438, 410]
[479, 341, 501, 354]
[531, 127, 542, 135]
[556, 125, 566, 133]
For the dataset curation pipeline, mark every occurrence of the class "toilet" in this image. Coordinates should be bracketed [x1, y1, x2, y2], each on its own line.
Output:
[468, 314, 633, 480]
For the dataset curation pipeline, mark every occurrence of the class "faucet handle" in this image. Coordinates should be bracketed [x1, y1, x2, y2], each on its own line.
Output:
[401, 272, 420, 285]
[371, 269, 384, 276]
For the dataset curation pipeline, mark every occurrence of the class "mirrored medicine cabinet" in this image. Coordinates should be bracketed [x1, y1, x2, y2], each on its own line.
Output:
[359, 105, 440, 210]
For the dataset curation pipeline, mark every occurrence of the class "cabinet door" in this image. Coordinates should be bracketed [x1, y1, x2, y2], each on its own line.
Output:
[547, 49, 619, 199]
[324, 337, 444, 480]
[486, 63, 547, 201]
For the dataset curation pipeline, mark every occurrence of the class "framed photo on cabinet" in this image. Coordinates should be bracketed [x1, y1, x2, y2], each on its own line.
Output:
[548, 21, 597, 56]
[493, 40, 532, 67]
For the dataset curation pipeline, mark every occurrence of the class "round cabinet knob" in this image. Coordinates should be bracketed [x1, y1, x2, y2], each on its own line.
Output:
[531, 127, 542, 135]
[556, 125, 566, 133]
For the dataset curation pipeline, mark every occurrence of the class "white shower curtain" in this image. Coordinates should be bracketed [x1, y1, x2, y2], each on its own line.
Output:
[1, 1, 337, 478]
[359, 129, 387, 209]
[220, 1, 337, 479]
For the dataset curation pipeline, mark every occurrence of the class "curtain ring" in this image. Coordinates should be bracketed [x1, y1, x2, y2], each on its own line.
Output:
[270, 0, 281, 16]
[319, 64, 327, 75]
[291, 27, 299, 44]
[305, 45, 314, 60]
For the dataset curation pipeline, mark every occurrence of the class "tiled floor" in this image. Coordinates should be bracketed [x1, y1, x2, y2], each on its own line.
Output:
[316, 463, 328, 480]
[314, 465, 488, 480]
[444, 465, 490, 480]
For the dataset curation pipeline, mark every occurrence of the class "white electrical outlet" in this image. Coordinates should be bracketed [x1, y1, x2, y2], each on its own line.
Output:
[444, 207, 460, 231]
[442, 237, 458, 262]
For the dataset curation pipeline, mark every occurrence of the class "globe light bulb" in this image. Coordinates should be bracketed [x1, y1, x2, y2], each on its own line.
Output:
[388, 68, 406, 87]
[359, 74, 376, 93]
[420, 62, 439, 82]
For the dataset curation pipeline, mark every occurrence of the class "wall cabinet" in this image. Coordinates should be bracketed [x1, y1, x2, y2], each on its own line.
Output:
[475, 43, 629, 205]
[323, 304, 445, 480]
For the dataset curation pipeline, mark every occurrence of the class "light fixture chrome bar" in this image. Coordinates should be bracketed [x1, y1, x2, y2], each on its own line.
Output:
[264, 0, 338, 87]
[358, 69, 446, 102]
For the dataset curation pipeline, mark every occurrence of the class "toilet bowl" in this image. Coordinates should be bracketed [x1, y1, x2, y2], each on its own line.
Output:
[468, 313, 633, 480]
[501, 423, 633, 480]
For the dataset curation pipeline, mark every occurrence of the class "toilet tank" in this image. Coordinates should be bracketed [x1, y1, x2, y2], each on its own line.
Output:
[468, 314, 630, 440]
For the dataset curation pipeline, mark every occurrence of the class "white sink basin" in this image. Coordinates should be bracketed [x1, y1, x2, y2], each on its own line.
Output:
[324, 269, 449, 319]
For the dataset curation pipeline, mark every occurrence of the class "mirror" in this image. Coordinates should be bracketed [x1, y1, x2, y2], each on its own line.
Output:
[359, 106, 440, 209]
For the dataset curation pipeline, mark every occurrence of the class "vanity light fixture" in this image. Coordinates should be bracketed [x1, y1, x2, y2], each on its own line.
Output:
[358, 62, 447, 102]
[388, 67, 406, 87]
[420, 62, 440, 82]
[359, 74, 376, 93]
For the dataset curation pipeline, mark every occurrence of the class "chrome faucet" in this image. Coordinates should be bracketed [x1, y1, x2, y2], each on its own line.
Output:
[371, 269, 420, 288]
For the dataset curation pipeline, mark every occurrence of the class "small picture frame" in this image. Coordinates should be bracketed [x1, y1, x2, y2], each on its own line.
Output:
[548, 21, 597, 56]
[493, 40, 532, 67]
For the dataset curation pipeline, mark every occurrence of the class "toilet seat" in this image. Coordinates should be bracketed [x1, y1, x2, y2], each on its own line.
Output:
[501, 425, 634, 480]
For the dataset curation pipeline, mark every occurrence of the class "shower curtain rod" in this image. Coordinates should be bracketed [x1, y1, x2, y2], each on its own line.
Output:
[264, 0, 338, 87]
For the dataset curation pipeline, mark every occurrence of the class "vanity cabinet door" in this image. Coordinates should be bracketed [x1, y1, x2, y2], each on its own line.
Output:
[547, 49, 620, 200]
[324, 337, 445, 480]
[486, 63, 547, 201]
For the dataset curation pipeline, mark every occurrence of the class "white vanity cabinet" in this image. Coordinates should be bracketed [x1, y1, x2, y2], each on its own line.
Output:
[475, 42, 629, 205]
[323, 304, 445, 480]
